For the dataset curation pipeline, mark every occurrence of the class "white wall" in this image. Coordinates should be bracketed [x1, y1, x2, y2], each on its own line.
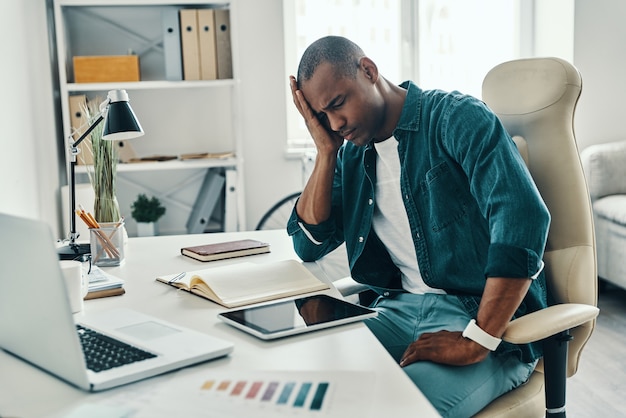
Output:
[0, 0, 301, 235]
[4, 0, 620, 235]
[0, 0, 60, 232]
[573, 0, 626, 150]
[236, 0, 303, 230]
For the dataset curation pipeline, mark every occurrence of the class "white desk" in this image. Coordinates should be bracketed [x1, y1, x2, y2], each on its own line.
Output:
[0, 230, 439, 417]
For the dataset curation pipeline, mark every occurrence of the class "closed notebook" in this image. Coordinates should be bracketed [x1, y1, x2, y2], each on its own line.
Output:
[155, 260, 330, 308]
[181, 239, 270, 262]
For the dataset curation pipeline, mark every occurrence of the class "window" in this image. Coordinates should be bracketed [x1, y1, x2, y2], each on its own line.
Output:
[283, 0, 572, 153]
[284, 0, 403, 153]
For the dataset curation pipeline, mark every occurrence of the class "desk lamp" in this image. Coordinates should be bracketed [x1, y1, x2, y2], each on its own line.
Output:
[58, 89, 144, 260]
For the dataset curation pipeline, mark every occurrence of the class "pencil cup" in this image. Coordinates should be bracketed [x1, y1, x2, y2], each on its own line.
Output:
[90, 223, 125, 267]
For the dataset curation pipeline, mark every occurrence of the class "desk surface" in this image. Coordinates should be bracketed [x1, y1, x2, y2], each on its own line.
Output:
[0, 230, 439, 417]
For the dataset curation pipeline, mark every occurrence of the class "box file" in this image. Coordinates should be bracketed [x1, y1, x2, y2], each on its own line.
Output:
[214, 9, 233, 79]
[198, 9, 218, 80]
[162, 8, 183, 81]
[73, 56, 140, 83]
[186, 169, 226, 234]
[179, 9, 201, 80]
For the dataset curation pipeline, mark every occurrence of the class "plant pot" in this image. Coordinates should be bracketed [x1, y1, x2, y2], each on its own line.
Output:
[136, 222, 157, 237]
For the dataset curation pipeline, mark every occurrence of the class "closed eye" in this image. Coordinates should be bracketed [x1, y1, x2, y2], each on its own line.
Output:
[323, 95, 345, 112]
[332, 98, 344, 109]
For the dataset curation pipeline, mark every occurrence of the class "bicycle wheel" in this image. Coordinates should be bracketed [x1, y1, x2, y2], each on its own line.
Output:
[255, 192, 301, 230]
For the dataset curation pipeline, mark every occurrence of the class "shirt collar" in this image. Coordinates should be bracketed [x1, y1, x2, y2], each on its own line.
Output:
[394, 80, 422, 134]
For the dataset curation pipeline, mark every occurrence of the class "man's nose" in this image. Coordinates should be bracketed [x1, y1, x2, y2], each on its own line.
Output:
[327, 113, 345, 132]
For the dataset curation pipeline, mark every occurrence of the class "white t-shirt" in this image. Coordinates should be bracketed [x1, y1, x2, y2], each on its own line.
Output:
[372, 137, 445, 295]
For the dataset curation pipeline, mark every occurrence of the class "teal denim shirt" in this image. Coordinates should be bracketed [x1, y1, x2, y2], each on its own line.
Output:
[287, 81, 550, 362]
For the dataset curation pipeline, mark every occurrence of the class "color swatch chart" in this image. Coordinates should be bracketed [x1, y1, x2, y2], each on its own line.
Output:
[201, 377, 331, 412]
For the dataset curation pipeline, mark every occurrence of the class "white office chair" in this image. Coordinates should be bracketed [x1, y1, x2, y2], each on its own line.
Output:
[475, 57, 599, 417]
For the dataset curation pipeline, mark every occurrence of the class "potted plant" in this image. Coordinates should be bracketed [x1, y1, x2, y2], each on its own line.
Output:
[83, 98, 121, 224]
[131, 194, 166, 236]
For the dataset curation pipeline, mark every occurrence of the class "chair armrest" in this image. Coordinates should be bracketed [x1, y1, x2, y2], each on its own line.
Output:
[333, 276, 370, 297]
[502, 303, 599, 345]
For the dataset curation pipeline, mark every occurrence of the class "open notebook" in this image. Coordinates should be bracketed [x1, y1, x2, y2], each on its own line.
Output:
[0, 213, 233, 392]
[156, 260, 330, 308]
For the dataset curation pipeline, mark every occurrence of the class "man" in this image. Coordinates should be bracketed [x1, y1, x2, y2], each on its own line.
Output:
[287, 36, 550, 417]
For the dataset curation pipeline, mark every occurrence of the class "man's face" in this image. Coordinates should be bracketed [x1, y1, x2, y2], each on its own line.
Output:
[300, 61, 385, 146]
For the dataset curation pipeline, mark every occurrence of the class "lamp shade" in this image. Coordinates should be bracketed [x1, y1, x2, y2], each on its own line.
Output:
[102, 89, 144, 141]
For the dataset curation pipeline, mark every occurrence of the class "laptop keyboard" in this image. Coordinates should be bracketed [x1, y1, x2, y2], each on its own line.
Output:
[76, 324, 157, 373]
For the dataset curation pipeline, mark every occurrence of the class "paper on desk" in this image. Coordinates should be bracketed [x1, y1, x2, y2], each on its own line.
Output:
[84, 265, 124, 292]
[69, 370, 375, 418]
[132, 370, 375, 418]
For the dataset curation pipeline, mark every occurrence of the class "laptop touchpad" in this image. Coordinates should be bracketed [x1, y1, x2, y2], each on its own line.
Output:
[117, 321, 181, 341]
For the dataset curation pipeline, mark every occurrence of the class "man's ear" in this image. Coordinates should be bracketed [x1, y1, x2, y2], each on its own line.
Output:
[359, 57, 379, 83]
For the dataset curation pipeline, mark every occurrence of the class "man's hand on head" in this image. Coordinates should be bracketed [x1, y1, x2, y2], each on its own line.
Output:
[289, 76, 344, 155]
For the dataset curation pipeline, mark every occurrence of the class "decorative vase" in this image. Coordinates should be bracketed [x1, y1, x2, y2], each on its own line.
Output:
[136, 222, 157, 237]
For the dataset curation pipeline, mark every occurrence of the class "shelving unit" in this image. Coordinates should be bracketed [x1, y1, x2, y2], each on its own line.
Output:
[52, 0, 244, 236]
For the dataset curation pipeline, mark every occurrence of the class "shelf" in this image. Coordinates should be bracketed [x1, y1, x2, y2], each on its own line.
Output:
[66, 79, 236, 92]
[75, 157, 237, 173]
[54, 0, 244, 233]
[57, 0, 229, 6]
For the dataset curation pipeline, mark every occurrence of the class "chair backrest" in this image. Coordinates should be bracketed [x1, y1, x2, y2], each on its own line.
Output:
[482, 57, 597, 377]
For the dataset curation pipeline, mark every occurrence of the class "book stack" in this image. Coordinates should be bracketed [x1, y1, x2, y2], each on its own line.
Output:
[162, 7, 232, 81]
[84, 266, 125, 300]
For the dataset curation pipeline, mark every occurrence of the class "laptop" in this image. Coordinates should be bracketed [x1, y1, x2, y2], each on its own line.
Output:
[0, 212, 234, 392]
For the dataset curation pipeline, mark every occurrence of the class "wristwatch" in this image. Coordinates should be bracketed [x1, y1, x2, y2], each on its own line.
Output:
[462, 319, 502, 351]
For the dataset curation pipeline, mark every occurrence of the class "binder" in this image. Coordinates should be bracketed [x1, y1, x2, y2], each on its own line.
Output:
[223, 168, 238, 232]
[197, 9, 217, 80]
[162, 8, 183, 81]
[179, 9, 201, 81]
[186, 169, 226, 234]
[68, 94, 93, 165]
[214, 9, 233, 79]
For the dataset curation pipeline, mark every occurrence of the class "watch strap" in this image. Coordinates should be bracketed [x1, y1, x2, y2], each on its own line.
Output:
[462, 319, 502, 351]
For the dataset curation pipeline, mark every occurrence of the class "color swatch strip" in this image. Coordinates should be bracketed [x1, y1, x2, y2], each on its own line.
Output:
[201, 378, 331, 411]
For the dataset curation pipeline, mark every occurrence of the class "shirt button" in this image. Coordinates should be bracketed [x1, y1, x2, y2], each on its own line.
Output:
[405, 194, 409, 200]
[368, 198, 373, 205]
[358, 236, 364, 243]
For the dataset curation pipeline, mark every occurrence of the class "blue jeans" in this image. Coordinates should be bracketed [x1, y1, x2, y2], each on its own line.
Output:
[364, 293, 536, 418]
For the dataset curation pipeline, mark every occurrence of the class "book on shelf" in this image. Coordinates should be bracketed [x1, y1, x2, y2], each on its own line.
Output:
[129, 155, 178, 162]
[181, 239, 270, 262]
[155, 259, 330, 308]
[179, 151, 235, 160]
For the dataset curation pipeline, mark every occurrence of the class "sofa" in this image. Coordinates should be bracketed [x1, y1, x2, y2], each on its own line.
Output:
[581, 140, 626, 290]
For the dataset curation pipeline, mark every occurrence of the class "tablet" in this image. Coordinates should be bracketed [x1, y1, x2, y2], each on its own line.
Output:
[217, 294, 377, 340]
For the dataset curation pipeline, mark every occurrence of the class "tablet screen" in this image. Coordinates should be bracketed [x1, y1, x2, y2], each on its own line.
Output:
[218, 294, 377, 339]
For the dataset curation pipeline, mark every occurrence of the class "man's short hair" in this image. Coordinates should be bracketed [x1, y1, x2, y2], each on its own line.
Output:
[297, 36, 365, 87]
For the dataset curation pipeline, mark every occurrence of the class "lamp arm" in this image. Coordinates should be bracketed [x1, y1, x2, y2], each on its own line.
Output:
[71, 114, 104, 149]
[67, 113, 105, 244]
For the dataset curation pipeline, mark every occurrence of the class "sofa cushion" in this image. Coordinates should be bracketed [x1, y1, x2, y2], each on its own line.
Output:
[581, 140, 626, 200]
[594, 195, 626, 226]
